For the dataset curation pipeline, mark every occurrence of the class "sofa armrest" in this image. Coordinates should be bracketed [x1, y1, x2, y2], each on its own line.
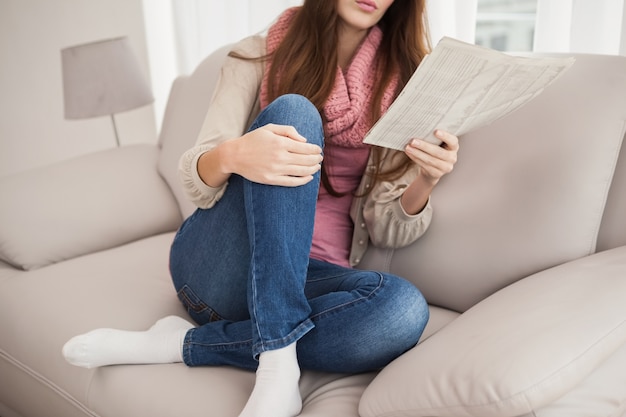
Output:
[360, 246, 626, 417]
[0, 145, 182, 270]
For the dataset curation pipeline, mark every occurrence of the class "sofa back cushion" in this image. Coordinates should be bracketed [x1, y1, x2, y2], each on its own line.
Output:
[359, 53, 626, 312]
[0, 145, 182, 270]
[157, 44, 233, 219]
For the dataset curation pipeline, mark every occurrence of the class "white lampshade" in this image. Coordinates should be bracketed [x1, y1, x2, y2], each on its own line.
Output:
[61, 36, 153, 119]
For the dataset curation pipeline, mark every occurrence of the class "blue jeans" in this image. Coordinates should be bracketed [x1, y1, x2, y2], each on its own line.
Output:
[169, 94, 429, 373]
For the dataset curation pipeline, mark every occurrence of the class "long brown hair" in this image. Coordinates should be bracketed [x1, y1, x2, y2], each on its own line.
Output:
[237, 0, 431, 196]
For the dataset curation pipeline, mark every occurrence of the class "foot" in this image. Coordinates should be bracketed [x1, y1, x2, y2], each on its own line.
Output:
[238, 342, 302, 417]
[62, 316, 194, 368]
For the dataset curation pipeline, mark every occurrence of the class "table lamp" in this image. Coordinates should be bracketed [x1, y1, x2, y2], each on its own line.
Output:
[61, 37, 154, 147]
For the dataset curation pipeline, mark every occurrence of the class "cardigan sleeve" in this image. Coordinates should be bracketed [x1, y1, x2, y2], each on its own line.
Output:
[349, 150, 432, 266]
[178, 35, 265, 209]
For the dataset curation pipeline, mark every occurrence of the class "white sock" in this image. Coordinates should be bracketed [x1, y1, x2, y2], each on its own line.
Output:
[62, 316, 194, 368]
[238, 342, 302, 417]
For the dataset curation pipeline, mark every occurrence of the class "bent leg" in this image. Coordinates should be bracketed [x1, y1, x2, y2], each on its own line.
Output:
[64, 95, 328, 417]
[183, 259, 429, 374]
[299, 259, 430, 373]
[170, 94, 324, 357]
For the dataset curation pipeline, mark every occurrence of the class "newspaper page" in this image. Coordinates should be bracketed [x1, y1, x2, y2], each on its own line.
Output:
[363, 37, 576, 150]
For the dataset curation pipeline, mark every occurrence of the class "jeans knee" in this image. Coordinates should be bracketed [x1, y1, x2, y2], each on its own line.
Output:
[271, 93, 318, 115]
[348, 276, 429, 371]
[381, 277, 429, 347]
[261, 94, 324, 147]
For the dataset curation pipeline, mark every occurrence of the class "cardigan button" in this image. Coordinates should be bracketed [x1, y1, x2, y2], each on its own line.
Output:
[359, 239, 365, 245]
[361, 223, 366, 228]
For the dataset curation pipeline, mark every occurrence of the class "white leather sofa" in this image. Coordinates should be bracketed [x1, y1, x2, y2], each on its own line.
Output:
[1, 44, 625, 417]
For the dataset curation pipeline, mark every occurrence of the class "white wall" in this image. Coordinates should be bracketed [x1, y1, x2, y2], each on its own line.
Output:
[142, 0, 303, 130]
[0, 0, 156, 177]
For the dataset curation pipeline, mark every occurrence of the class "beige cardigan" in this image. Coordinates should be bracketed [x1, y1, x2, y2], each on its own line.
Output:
[178, 35, 433, 267]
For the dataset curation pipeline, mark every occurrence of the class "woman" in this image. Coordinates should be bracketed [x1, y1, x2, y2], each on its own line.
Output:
[63, 1, 459, 417]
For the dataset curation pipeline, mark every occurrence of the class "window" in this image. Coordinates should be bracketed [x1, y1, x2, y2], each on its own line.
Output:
[475, 0, 538, 52]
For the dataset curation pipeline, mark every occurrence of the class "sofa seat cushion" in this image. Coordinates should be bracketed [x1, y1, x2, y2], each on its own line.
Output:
[0, 232, 464, 417]
[0, 233, 186, 415]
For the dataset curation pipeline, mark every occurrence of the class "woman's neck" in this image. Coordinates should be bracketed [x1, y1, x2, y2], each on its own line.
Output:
[337, 27, 369, 69]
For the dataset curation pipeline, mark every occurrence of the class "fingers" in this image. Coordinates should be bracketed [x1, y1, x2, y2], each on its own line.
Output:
[264, 124, 322, 153]
[268, 174, 317, 187]
[235, 124, 323, 187]
[273, 158, 322, 177]
[434, 129, 459, 151]
[405, 129, 459, 182]
[266, 124, 323, 154]
[265, 123, 307, 142]
[256, 160, 321, 187]
[263, 124, 323, 168]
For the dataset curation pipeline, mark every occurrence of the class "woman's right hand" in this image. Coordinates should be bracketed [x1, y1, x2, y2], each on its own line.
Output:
[199, 124, 323, 188]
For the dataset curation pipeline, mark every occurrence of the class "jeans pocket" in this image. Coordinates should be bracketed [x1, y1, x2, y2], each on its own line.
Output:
[177, 284, 224, 325]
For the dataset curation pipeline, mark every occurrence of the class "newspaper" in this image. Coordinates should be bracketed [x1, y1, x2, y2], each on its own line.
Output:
[363, 37, 575, 150]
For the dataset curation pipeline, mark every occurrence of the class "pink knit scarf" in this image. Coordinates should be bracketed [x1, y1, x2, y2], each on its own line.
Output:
[260, 7, 399, 148]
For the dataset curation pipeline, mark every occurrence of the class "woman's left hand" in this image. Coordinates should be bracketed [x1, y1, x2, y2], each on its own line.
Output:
[404, 129, 459, 186]
[400, 129, 459, 215]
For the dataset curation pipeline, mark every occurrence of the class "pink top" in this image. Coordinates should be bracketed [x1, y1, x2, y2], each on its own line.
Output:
[310, 143, 371, 267]
[259, 7, 402, 267]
